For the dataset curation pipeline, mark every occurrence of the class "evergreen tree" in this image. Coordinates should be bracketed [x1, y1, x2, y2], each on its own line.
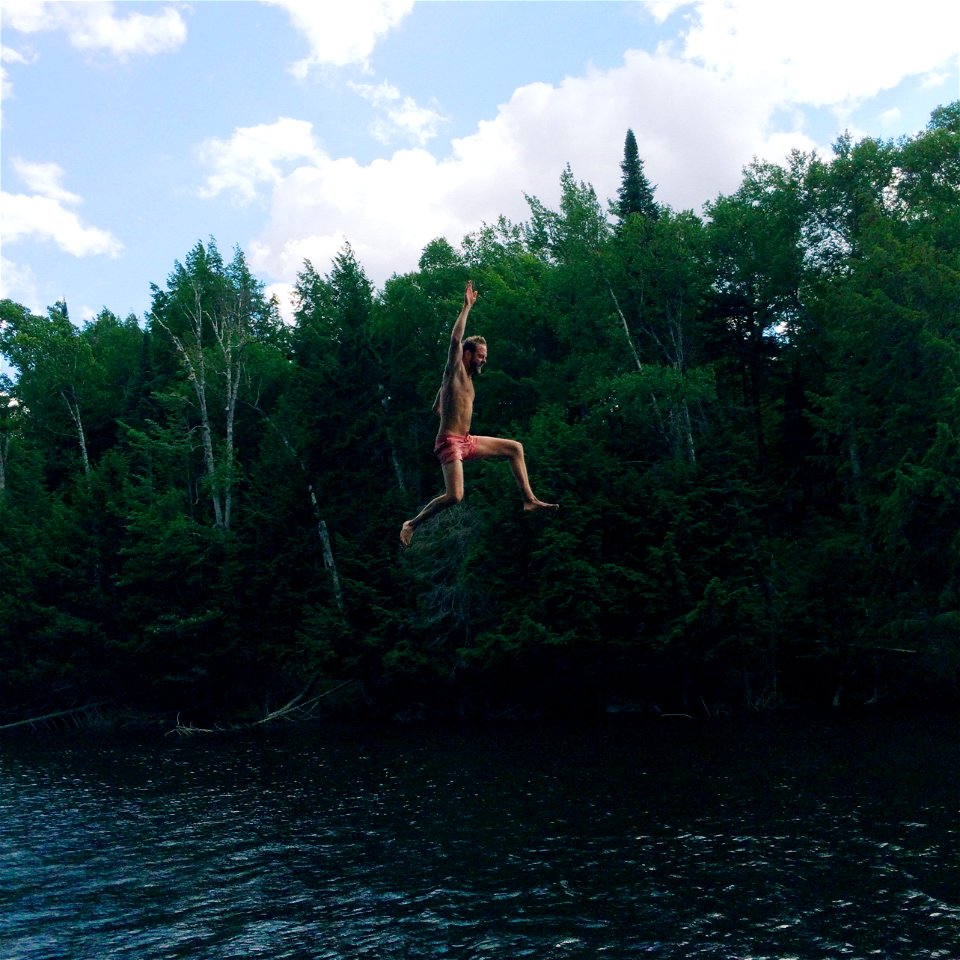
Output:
[614, 129, 659, 223]
[2, 105, 958, 723]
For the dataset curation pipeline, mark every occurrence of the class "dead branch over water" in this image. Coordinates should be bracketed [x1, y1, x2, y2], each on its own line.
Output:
[165, 680, 358, 736]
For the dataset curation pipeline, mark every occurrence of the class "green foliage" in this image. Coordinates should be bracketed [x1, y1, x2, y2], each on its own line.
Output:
[2, 104, 958, 721]
[613, 128, 659, 223]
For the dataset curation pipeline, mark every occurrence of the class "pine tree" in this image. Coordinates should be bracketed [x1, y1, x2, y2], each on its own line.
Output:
[615, 129, 659, 223]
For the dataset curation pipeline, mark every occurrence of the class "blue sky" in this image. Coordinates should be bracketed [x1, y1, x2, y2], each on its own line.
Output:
[2, 0, 957, 328]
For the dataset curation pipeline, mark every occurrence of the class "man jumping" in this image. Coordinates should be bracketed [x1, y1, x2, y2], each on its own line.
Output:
[400, 280, 558, 546]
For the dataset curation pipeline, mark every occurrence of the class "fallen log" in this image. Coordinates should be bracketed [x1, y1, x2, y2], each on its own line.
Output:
[166, 680, 357, 736]
[0, 701, 111, 732]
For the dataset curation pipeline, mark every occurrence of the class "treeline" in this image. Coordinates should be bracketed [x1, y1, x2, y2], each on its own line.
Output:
[1, 104, 958, 723]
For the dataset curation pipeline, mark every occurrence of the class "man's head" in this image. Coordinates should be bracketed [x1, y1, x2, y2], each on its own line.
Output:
[463, 335, 487, 375]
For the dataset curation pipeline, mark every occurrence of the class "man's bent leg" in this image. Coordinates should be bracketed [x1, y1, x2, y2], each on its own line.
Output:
[471, 436, 558, 511]
[400, 460, 465, 546]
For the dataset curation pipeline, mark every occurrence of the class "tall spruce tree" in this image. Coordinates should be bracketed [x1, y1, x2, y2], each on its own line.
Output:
[614, 129, 659, 223]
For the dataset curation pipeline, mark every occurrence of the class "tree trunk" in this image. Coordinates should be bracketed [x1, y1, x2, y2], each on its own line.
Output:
[848, 429, 868, 526]
[607, 284, 643, 372]
[193, 368, 225, 530]
[318, 518, 345, 617]
[249, 403, 346, 620]
[62, 388, 91, 477]
[155, 286, 250, 532]
[680, 397, 696, 463]
[215, 307, 244, 532]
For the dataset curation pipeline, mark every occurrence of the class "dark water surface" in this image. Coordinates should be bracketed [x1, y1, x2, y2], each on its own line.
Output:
[1, 715, 957, 959]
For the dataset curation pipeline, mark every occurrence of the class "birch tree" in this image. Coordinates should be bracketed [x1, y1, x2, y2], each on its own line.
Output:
[608, 210, 709, 462]
[0, 299, 93, 477]
[149, 241, 276, 532]
[0, 383, 19, 495]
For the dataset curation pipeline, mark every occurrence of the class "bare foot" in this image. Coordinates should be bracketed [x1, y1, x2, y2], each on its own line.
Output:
[523, 498, 559, 513]
[400, 521, 415, 546]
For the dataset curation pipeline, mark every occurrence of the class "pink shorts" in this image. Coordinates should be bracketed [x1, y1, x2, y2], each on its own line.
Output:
[435, 432, 479, 465]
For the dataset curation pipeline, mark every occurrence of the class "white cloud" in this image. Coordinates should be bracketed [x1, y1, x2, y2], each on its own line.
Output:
[878, 107, 903, 129]
[248, 147, 469, 287]
[1, 44, 32, 98]
[11, 158, 81, 204]
[262, 0, 414, 76]
[1, 1, 186, 59]
[920, 70, 954, 91]
[676, 0, 960, 109]
[235, 0, 956, 294]
[1, 44, 37, 127]
[196, 117, 323, 203]
[350, 80, 445, 145]
[0, 45, 31, 65]
[1, 193, 124, 258]
[1, 160, 123, 258]
[0, 256, 41, 312]
[244, 48, 808, 290]
[644, 0, 690, 23]
[263, 281, 297, 325]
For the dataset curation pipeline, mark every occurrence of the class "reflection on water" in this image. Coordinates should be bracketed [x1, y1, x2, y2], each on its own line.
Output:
[1, 716, 957, 959]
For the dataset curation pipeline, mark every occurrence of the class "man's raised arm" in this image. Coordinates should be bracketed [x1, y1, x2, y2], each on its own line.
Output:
[446, 280, 478, 368]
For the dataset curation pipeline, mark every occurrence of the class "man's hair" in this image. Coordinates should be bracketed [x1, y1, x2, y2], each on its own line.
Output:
[463, 335, 487, 355]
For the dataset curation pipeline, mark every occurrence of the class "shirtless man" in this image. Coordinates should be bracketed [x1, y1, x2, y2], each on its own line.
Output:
[400, 280, 558, 546]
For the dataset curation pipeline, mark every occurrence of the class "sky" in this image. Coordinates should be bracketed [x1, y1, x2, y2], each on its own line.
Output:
[1, 0, 958, 328]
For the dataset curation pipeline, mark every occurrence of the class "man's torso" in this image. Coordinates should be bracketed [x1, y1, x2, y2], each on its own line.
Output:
[437, 365, 474, 437]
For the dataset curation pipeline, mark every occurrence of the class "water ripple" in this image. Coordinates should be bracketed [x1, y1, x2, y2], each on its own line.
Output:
[1, 717, 957, 959]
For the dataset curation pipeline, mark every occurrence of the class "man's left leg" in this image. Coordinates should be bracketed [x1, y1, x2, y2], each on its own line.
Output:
[400, 459, 465, 546]
[471, 435, 558, 511]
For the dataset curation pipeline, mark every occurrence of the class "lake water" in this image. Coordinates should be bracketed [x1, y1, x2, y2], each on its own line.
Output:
[1, 714, 957, 959]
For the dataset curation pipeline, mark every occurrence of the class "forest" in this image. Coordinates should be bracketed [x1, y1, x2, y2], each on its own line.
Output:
[1, 103, 958, 727]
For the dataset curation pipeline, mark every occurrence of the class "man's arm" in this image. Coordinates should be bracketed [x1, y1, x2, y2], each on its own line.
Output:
[445, 280, 478, 371]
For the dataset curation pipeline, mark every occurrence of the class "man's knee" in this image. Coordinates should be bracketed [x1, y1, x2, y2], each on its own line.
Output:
[442, 486, 464, 506]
